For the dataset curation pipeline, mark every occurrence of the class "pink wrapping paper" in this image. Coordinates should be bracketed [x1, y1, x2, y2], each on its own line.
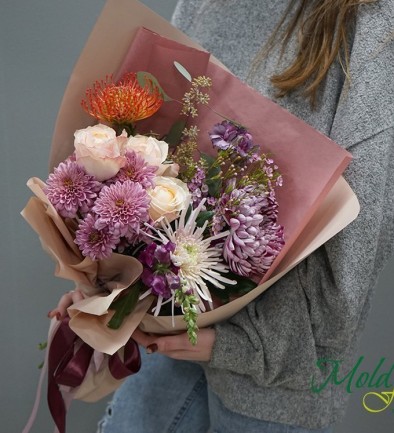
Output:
[25, 0, 360, 357]
[116, 26, 353, 283]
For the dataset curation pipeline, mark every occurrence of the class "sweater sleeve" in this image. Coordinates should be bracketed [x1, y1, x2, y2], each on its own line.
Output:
[171, 0, 205, 28]
[208, 126, 394, 390]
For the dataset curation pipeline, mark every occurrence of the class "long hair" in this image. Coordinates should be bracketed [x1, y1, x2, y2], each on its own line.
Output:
[250, 0, 376, 105]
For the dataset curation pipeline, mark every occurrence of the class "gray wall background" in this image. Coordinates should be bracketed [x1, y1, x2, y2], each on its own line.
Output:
[1, 1, 393, 432]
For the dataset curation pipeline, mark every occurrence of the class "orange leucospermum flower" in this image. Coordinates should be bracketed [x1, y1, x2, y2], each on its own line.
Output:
[81, 72, 164, 126]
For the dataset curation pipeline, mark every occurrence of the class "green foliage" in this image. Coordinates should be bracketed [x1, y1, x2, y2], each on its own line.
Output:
[195, 210, 215, 228]
[37, 341, 47, 351]
[201, 153, 222, 198]
[37, 341, 47, 369]
[164, 119, 187, 149]
[136, 71, 172, 102]
[107, 281, 142, 329]
[208, 271, 257, 304]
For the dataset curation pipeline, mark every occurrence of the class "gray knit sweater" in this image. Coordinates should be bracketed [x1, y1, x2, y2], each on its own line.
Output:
[172, 0, 394, 429]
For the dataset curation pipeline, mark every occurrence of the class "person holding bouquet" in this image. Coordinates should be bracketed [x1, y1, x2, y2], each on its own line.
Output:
[50, 1, 394, 432]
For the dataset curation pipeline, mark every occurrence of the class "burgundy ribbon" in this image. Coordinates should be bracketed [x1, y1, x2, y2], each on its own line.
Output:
[47, 317, 141, 433]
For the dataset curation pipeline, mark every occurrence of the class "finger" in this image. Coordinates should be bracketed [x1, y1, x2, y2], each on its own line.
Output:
[162, 350, 210, 362]
[48, 290, 84, 319]
[70, 290, 84, 303]
[152, 333, 197, 353]
[48, 293, 72, 319]
[132, 328, 157, 348]
[148, 329, 216, 361]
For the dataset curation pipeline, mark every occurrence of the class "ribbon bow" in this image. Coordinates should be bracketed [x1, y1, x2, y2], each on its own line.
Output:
[48, 317, 141, 433]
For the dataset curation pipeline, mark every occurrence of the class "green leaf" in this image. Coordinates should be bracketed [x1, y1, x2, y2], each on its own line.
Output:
[164, 119, 187, 148]
[206, 178, 222, 198]
[115, 123, 135, 136]
[174, 61, 192, 82]
[182, 205, 193, 225]
[136, 71, 172, 102]
[207, 271, 257, 304]
[200, 153, 222, 198]
[227, 272, 258, 295]
[37, 341, 47, 351]
[195, 210, 214, 228]
[107, 282, 142, 329]
[200, 152, 216, 168]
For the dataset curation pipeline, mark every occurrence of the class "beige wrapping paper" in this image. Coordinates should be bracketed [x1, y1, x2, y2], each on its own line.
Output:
[21, 178, 153, 355]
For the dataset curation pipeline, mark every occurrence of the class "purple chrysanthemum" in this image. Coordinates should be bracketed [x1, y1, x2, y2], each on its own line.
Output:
[45, 160, 101, 218]
[110, 150, 157, 189]
[222, 189, 285, 277]
[75, 213, 119, 260]
[93, 180, 150, 238]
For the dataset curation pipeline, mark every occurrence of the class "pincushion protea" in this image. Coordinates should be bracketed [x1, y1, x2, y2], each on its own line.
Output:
[81, 72, 163, 130]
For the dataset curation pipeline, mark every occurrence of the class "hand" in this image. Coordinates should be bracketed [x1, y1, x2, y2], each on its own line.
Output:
[48, 289, 85, 320]
[132, 327, 216, 362]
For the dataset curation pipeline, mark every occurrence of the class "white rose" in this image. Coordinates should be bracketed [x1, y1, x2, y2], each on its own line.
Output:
[74, 124, 127, 181]
[156, 162, 180, 177]
[124, 135, 168, 167]
[148, 176, 190, 222]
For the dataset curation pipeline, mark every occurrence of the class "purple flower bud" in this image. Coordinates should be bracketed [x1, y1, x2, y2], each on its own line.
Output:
[151, 274, 170, 297]
[209, 121, 237, 150]
[166, 272, 181, 291]
[235, 132, 253, 156]
[141, 268, 154, 286]
[139, 243, 157, 268]
[165, 241, 176, 253]
[209, 120, 256, 158]
[154, 243, 172, 265]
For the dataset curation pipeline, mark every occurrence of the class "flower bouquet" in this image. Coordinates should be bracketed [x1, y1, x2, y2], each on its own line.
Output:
[21, 1, 360, 432]
[39, 66, 287, 342]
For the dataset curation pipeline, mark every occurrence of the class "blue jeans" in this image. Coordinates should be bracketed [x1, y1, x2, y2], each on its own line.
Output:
[97, 351, 334, 433]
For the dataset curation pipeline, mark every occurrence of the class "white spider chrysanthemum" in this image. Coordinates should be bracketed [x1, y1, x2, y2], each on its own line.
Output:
[153, 199, 236, 312]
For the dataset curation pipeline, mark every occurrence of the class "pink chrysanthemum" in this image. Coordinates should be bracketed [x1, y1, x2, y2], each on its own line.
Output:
[93, 180, 150, 238]
[45, 160, 101, 218]
[75, 213, 119, 260]
[110, 150, 157, 188]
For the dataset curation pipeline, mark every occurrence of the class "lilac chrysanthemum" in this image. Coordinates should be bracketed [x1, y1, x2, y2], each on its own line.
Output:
[45, 159, 101, 218]
[93, 180, 150, 238]
[110, 150, 157, 189]
[222, 189, 285, 277]
[75, 213, 119, 260]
